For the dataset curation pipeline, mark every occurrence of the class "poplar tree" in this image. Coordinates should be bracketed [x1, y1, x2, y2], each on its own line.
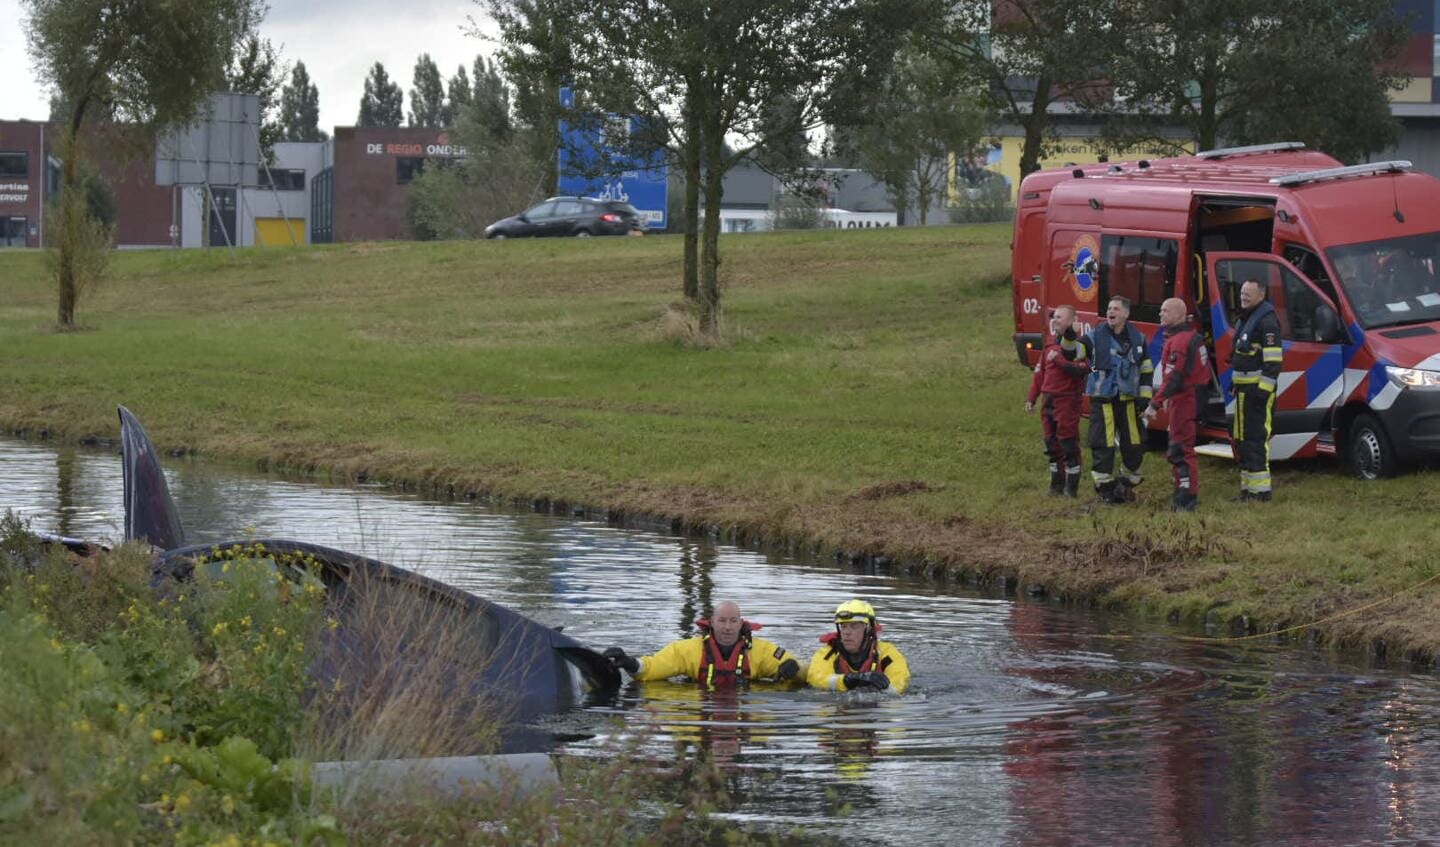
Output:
[358, 62, 404, 128]
[280, 61, 327, 142]
[408, 53, 446, 128]
[443, 65, 472, 127]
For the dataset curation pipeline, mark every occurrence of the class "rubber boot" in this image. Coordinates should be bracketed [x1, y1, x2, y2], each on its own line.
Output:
[1252, 491, 1272, 502]
[1231, 490, 1254, 503]
[1047, 463, 1064, 496]
[1172, 490, 1198, 512]
[1063, 465, 1081, 498]
[1096, 481, 1117, 503]
[1112, 478, 1134, 504]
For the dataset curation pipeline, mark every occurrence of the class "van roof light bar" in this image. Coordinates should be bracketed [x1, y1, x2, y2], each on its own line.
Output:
[1269, 160, 1412, 187]
[1196, 141, 1306, 159]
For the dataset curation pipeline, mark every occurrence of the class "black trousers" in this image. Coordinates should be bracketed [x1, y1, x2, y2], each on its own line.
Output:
[1088, 397, 1145, 486]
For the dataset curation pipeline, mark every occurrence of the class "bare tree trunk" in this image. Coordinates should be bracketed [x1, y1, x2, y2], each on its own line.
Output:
[1018, 74, 1052, 178]
[56, 127, 82, 328]
[698, 131, 725, 337]
[682, 96, 701, 301]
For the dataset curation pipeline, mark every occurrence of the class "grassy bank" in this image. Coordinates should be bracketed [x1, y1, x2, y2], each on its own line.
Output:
[2, 228, 1438, 660]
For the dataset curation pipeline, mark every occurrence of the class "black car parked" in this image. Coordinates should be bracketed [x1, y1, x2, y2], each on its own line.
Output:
[484, 196, 643, 238]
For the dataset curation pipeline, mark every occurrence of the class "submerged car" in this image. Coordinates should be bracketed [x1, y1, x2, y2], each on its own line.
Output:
[484, 196, 642, 238]
[38, 406, 620, 753]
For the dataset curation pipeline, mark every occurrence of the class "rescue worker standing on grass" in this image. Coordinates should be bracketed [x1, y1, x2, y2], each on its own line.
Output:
[1080, 296, 1154, 504]
[1142, 298, 1210, 512]
[807, 599, 910, 694]
[604, 600, 800, 686]
[1025, 304, 1088, 497]
[1230, 279, 1283, 501]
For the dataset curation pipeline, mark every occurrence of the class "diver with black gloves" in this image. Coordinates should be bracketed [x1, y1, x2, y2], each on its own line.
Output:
[806, 599, 910, 694]
[603, 599, 800, 687]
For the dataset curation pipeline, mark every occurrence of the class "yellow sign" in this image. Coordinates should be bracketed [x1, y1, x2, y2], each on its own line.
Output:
[951, 136, 1194, 203]
[255, 217, 306, 246]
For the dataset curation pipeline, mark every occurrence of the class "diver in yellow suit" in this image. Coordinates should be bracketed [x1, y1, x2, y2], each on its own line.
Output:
[604, 600, 801, 686]
[806, 599, 910, 694]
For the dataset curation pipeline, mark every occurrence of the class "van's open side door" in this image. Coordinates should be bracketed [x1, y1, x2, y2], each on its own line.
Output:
[1204, 251, 1349, 460]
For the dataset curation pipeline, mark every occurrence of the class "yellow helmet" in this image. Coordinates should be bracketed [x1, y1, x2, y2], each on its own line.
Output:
[833, 599, 876, 626]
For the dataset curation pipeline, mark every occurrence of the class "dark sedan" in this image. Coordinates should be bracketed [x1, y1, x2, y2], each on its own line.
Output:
[484, 196, 642, 238]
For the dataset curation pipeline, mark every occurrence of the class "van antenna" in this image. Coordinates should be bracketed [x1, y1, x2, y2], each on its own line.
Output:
[1392, 174, 1405, 223]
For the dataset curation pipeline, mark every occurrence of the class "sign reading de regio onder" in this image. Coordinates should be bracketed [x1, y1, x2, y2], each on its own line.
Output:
[365, 143, 468, 158]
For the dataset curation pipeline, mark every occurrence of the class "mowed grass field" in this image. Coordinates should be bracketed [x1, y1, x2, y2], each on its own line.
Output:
[3, 227, 1439, 658]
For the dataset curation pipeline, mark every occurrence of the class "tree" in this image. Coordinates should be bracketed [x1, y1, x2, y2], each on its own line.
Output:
[837, 44, 989, 225]
[491, 0, 918, 337]
[471, 56, 513, 140]
[1100, 0, 1408, 160]
[408, 53, 446, 128]
[23, 0, 262, 327]
[226, 32, 285, 158]
[485, 0, 575, 196]
[930, 0, 1118, 178]
[279, 61, 327, 142]
[406, 115, 548, 240]
[443, 64, 472, 128]
[357, 62, 404, 127]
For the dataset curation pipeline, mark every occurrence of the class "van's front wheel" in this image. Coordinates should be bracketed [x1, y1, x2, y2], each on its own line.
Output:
[1349, 413, 1397, 480]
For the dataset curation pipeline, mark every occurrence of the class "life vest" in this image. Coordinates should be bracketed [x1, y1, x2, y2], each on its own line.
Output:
[1084, 323, 1149, 399]
[695, 618, 759, 687]
[817, 627, 891, 674]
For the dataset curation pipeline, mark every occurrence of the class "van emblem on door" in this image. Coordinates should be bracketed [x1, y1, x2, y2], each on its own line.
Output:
[1062, 235, 1101, 303]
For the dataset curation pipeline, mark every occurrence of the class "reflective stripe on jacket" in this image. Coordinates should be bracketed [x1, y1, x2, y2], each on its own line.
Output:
[635, 635, 794, 685]
[806, 639, 911, 694]
[1231, 302, 1283, 393]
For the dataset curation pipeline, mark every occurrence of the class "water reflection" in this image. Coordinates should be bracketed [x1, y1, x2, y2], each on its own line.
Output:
[8, 435, 1440, 845]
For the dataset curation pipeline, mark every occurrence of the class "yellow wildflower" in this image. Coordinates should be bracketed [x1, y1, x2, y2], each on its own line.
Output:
[150, 729, 166, 743]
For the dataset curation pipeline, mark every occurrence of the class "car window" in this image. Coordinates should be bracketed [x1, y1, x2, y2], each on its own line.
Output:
[525, 201, 555, 219]
[553, 200, 584, 217]
[608, 203, 639, 216]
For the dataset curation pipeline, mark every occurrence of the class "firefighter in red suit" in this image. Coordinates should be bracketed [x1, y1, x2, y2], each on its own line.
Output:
[1142, 298, 1211, 511]
[1025, 304, 1089, 497]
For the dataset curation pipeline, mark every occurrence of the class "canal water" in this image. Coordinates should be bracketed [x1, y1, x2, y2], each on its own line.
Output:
[5, 437, 1440, 845]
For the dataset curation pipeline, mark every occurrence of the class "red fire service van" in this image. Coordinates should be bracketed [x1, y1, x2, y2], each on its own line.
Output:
[1011, 142, 1440, 479]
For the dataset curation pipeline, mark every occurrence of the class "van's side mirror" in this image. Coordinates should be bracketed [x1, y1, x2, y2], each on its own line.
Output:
[1314, 304, 1345, 344]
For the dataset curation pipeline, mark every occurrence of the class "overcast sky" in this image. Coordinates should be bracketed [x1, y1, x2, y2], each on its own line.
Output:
[0, 0, 498, 131]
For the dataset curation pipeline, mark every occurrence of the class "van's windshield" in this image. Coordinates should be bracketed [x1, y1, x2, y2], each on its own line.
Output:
[1327, 232, 1440, 329]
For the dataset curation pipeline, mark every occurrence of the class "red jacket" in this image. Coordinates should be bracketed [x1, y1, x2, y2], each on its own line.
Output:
[1026, 331, 1088, 402]
[1152, 324, 1210, 403]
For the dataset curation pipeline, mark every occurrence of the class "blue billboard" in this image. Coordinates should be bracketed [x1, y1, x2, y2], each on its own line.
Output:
[557, 87, 668, 230]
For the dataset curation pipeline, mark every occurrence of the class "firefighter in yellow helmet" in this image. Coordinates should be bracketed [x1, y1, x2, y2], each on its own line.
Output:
[603, 600, 800, 687]
[806, 599, 910, 694]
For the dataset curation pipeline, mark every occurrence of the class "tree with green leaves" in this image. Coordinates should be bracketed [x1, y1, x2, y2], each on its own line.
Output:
[929, 0, 1116, 178]
[358, 62, 404, 128]
[1099, 0, 1408, 161]
[835, 44, 989, 225]
[485, 0, 574, 196]
[23, 0, 263, 327]
[490, 0, 918, 337]
[443, 65, 472, 128]
[279, 61, 327, 142]
[408, 53, 446, 128]
[227, 32, 285, 159]
[471, 56, 513, 140]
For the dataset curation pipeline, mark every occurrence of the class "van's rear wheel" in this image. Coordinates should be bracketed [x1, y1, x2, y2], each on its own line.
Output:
[1349, 413, 1396, 480]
